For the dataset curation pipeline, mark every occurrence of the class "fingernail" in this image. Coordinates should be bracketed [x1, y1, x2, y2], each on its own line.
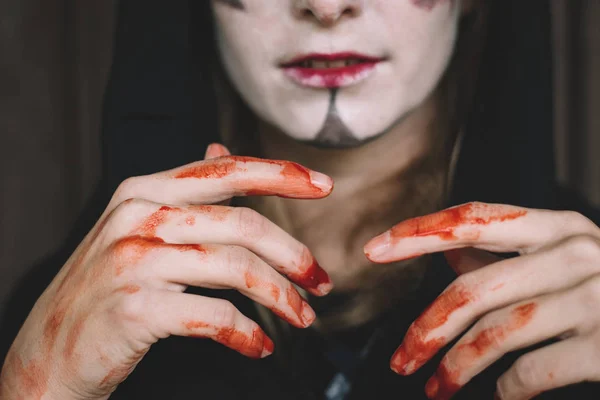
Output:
[301, 301, 316, 326]
[261, 335, 275, 358]
[309, 171, 333, 192]
[390, 347, 404, 374]
[424, 375, 440, 399]
[316, 281, 334, 296]
[364, 232, 391, 261]
[390, 345, 414, 375]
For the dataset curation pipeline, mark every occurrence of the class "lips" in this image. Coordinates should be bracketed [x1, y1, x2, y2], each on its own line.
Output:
[280, 52, 384, 89]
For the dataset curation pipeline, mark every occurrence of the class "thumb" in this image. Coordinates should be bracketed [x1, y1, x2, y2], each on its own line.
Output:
[204, 143, 232, 160]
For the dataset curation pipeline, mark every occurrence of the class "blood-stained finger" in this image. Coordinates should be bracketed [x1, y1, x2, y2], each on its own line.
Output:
[140, 243, 316, 328]
[146, 290, 274, 359]
[104, 201, 332, 296]
[107, 156, 333, 214]
[364, 202, 599, 263]
[389, 235, 600, 376]
[424, 288, 586, 400]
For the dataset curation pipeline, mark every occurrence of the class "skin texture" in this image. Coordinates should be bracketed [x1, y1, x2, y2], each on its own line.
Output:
[211, 0, 460, 145]
[365, 202, 600, 399]
[0, 145, 333, 399]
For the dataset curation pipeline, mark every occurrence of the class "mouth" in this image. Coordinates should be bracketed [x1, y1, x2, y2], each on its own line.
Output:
[280, 52, 385, 89]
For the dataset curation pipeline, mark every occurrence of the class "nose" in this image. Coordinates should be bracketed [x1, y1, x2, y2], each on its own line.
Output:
[293, 0, 363, 26]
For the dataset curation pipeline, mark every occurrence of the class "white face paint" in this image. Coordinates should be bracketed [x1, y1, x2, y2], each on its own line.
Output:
[211, 0, 461, 147]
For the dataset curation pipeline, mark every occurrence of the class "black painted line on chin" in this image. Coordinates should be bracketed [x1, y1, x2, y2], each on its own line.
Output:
[214, 0, 245, 10]
[313, 89, 362, 148]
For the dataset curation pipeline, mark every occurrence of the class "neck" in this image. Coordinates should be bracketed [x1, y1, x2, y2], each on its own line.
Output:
[246, 87, 454, 331]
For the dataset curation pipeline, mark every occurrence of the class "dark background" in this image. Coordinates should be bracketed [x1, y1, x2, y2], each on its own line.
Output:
[1, 0, 599, 320]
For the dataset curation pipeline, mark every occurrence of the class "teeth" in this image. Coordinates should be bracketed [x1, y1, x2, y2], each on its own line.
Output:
[299, 59, 365, 69]
[328, 60, 346, 68]
[312, 60, 329, 69]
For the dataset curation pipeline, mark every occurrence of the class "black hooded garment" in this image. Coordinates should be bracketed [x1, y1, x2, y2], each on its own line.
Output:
[2, 1, 600, 399]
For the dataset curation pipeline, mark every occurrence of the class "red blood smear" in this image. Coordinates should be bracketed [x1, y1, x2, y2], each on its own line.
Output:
[391, 336, 446, 375]
[99, 364, 134, 388]
[175, 158, 237, 179]
[425, 363, 461, 400]
[286, 258, 331, 294]
[269, 283, 281, 302]
[191, 205, 232, 222]
[5, 215, 138, 398]
[64, 317, 86, 360]
[115, 285, 142, 294]
[185, 321, 211, 330]
[0, 351, 47, 400]
[113, 236, 207, 276]
[134, 206, 180, 237]
[428, 302, 538, 399]
[392, 283, 476, 374]
[113, 236, 166, 276]
[185, 216, 196, 226]
[177, 156, 327, 199]
[245, 271, 260, 289]
[185, 321, 273, 358]
[286, 287, 305, 323]
[390, 203, 527, 242]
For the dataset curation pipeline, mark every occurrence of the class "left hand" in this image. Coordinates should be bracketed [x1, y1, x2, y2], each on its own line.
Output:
[364, 202, 600, 400]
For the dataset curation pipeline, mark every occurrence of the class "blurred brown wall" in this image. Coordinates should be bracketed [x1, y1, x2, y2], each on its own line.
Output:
[0, 0, 599, 317]
[0, 0, 115, 316]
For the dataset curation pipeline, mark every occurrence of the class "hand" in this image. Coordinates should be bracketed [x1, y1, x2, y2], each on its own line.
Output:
[0, 143, 334, 400]
[365, 202, 600, 400]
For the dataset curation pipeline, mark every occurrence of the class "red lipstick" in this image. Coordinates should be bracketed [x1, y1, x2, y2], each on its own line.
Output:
[280, 52, 384, 89]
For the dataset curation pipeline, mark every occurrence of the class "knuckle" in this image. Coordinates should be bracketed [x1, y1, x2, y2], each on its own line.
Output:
[212, 300, 238, 328]
[234, 207, 269, 241]
[511, 354, 543, 390]
[107, 198, 152, 237]
[561, 210, 598, 233]
[223, 246, 252, 276]
[114, 177, 140, 204]
[115, 286, 149, 322]
[562, 235, 600, 263]
[471, 317, 507, 352]
[577, 275, 600, 311]
[452, 272, 479, 295]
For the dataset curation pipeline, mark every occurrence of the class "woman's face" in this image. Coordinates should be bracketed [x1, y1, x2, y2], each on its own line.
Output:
[211, 0, 461, 148]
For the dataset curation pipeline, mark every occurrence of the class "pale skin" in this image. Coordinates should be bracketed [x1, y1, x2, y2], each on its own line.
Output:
[0, 145, 334, 399]
[3, 1, 600, 400]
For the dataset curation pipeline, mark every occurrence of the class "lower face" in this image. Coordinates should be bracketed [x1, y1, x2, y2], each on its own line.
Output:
[211, 0, 461, 148]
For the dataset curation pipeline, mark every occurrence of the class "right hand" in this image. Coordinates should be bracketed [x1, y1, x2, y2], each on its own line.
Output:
[0, 143, 334, 400]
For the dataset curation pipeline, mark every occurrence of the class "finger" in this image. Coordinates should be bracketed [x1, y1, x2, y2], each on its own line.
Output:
[496, 336, 600, 400]
[424, 289, 585, 400]
[390, 236, 600, 375]
[108, 201, 332, 296]
[146, 290, 274, 359]
[204, 143, 232, 206]
[204, 143, 231, 159]
[444, 248, 502, 275]
[364, 202, 599, 263]
[108, 156, 333, 212]
[138, 242, 315, 328]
